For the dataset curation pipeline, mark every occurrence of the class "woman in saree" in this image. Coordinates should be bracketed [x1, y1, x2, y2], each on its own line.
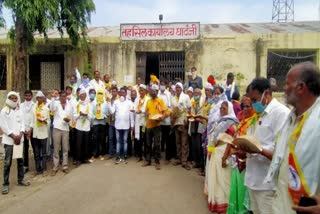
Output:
[206, 101, 239, 213]
[227, 96, 258, 214]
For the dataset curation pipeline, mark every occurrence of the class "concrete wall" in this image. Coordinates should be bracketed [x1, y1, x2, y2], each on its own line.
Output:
[0, 31, 319, 106]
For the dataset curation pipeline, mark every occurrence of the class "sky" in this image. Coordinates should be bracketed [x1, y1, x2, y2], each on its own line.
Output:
[1, 0, 320, 28]
[89, 0, 320, 26]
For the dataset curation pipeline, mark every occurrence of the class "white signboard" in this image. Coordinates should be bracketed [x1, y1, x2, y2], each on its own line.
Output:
[120, 22, 200, 41]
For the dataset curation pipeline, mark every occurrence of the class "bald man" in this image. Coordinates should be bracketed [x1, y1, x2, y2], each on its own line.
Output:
[265, 62, 320, 213]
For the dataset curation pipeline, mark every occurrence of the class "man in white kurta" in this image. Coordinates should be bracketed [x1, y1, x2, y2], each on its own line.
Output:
[171, 82, 192, 170]
[264, 62, 320, 214]
[31, 91, 50, 175]
[73, 89, 92, 166]
[134, 84, 149, 161]
[1, 91, 29, 195]
[245, 78, 289, 214]
[20, 90, 35, 172]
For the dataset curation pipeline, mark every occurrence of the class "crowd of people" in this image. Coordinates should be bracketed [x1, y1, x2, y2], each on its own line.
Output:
[1, 62, 320, 214]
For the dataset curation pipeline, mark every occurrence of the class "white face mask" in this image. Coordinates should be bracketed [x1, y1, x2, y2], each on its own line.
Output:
[160, 85, 166, 92]
[6, 99, 17, 109]
[120, 96, 125, 102]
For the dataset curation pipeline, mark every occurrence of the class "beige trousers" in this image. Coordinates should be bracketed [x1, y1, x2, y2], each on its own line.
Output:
[249, 189, 275, 214]
[52, 128, 69, 170]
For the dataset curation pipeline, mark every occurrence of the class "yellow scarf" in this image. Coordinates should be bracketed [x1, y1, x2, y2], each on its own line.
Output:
[36, 103, 45, 127]
[96, 89, 104, 119]
[288, 112, 310, 205]
[77, 102, 89, 126]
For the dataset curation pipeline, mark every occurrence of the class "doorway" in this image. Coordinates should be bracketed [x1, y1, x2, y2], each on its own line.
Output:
[136, 51, 185, 85]
[29, 54, 64, 90]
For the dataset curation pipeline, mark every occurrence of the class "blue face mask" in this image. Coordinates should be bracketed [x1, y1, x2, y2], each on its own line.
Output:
[89, 93, 96, 100]
[83, 78, 90, 87]
[70, 80, 76, 85]
[194, 95, 200, 101]
[207, 98, 213, 104]
[252, 102, 266, 113]
[252, 91, 266, 113]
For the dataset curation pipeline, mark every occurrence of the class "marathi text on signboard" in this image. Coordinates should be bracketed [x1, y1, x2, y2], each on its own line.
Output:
[120, 22, 200, 41]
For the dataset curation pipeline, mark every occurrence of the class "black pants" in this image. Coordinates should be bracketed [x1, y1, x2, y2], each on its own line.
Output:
[135, 126, 146, 159]
[191, 133, 203, 168]
[76, 130, 90, 162]
[23, 134, 34, 168]
[33, 138, 47, 173]
[92, 124, 107, 157]
[146, 126, 161, 164]
[161, 125, 174, 160]
[169, 127, 177, 159]
[3, 145, 24, 185]
[69, 127, 77, 159]
[127, 130, 133, 157]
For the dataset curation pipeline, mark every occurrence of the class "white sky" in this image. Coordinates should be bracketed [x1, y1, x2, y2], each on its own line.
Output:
[2, 0, 319, 28]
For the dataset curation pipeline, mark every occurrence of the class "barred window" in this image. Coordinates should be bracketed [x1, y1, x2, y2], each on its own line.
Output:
[267, 51, 316, 92]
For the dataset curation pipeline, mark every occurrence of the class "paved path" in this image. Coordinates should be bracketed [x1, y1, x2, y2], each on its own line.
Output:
[0, 159, 210, 214]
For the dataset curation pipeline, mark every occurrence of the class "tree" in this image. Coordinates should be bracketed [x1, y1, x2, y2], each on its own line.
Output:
[0, 0, 95, 93]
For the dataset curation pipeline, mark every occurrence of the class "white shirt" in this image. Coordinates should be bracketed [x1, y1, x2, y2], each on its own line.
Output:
[91, 100, 108, 126]
[134, 95, 149, 127]
[73, 100, 92, 132]
[158, 91, 171, 126]
[245, 98, 290, 190]
[89, 79, 105, 92]
[31, 104, 51, 139]
[50, 101, 73, 131]
[20, 100, 35, 131]
[171, 92, 191, 126]
[0, 106, 25, 145]
[110, 98, 134, 130]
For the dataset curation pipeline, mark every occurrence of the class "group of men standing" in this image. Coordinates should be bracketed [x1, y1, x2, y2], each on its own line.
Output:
[1, 62, 320, 214]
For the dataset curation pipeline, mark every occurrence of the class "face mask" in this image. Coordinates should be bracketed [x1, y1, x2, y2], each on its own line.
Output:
[194, 95, 200, 101]
[160, 85, 166, 91]
[207, 98, 213, 105]
[6, 99, 17, 109]
[89, 93, 96, 100]
[70, 80, 76, 85]
[83, 78, 89, 87]
[252, 91, 266, 113]
[120, 96, 125, 102]
[67, 95, 72, 100]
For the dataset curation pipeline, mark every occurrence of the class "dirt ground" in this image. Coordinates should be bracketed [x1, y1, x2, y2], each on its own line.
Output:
[0, 153, 211, 214]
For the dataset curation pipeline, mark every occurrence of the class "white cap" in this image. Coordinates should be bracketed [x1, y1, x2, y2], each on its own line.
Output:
[7, 91, 19, 98]
[171, 85, 176, 91]
[36, 91, 45, 97]
[79, 89, 86, 95]
[175, 82, 183, 89]
[205, 82, 213, 90]
[112, 80, 117, 85]
[151, 84, 159, 91]
[187, 87, 193, 92]
[139, 84, 147, 90]
[187, 72, 192, 76]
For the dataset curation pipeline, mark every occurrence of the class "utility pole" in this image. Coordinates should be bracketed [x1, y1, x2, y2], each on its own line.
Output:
[272, 0, 294, 22]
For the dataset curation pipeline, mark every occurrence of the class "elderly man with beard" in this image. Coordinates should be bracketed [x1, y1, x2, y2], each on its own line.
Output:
[1, 92, 30, 195]
[142, 84, 168, 170]
[263, 62, 320, 214]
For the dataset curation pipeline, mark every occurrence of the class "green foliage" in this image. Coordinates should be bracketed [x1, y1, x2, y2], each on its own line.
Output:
[2, 0, 95, 47]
